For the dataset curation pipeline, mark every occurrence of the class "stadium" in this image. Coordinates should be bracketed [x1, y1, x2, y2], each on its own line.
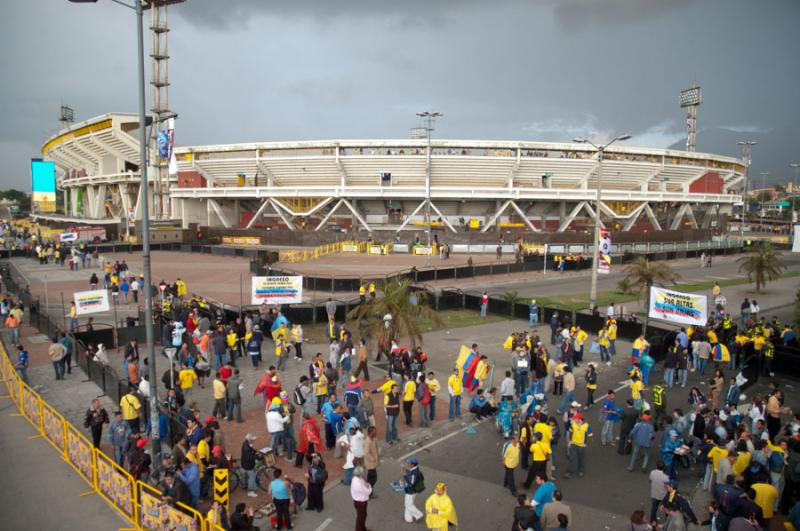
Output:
[39, 112, 744, 238]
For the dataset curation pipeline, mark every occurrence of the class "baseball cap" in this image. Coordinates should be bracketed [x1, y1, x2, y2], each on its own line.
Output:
[407, 456, 418, 465]
[245, 433, 257, 441]
[136, 438, 149, 448]
[573, 413, 584, 421]
[205, 416, 217, 425]
[570, 401, 581, 408]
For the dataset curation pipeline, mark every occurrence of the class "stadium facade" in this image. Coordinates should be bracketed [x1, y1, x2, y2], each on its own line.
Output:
[41, 112, 744, 234]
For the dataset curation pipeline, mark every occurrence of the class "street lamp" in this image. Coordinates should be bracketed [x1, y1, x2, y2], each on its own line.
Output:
[69, 0, 164, 456]
[759, 171, 769, 231]
[737, 141, 758, 240]
[416, 111, 442, 266]
[790, 163, 800, 224]
[573, 134, 632, 313]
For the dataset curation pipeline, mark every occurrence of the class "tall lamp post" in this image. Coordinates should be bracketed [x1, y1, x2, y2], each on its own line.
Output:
[416, 111, 442, 266]
[573, 134, 632, 313]
[759, 171, 769, 231]
[791, 163, 800, 224]
[737, 141, 757, 240]
[69, 0, 165, 456]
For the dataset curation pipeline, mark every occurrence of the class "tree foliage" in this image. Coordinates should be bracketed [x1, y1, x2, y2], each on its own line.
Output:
[736, 243, 786, 293]
[0, 189, 30, 212]
[346, 278, 441, 348]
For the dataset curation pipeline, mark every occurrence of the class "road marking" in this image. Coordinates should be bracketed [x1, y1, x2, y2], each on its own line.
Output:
[398, 421, 480, 462]
[709, 276, 731, 280]
[593, 379, 632, 404]
[313, 517, 333, 531]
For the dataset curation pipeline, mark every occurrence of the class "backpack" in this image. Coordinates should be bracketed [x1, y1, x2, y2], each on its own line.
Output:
[420, 385, 431, 406]
[314, 466, 328, 484]
[293, 385, 306, 406]
[413, 471, 425, 494]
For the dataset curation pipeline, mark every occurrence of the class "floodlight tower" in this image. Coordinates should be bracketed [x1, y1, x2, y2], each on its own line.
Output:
[679, 84, 703, 152]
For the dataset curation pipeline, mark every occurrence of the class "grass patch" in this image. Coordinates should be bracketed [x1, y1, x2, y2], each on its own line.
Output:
[532, 271, 800, 313]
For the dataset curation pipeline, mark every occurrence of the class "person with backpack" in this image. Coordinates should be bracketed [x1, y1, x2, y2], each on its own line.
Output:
[305, 453, 327, 512]
[417, 373, 432, 428]
[402, 456, 425, 523]
[294, 375, 311, 416]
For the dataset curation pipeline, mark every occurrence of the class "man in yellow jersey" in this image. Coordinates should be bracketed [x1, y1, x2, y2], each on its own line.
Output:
[447, 368, 462, 420]
[564, 413, 592, 478]
[501, 436, 521, 496]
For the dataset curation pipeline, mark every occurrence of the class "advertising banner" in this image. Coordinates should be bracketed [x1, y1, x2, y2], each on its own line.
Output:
[413, 245, 433, 255]
[648, 286, 708, 326]
[342, 243, 360, 252]
[251, 276, 303, 305]
[793, 225, 800, 253]
[60, 231, 78, 243]
[598, 228, 611, 274]
[31, 159, 57, 213]
[74, 289, 110, 315]
[368, 245, 383, 255]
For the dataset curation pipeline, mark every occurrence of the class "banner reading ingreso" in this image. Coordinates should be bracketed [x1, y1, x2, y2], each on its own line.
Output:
[647, 286, 707, 326]
[74, 289, 110, 315]
[251, 276, 303, 305]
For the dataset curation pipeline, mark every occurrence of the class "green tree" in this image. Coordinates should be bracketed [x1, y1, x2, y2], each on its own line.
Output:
[347, 278, 441, 349]
[502, 290, 523, 316]
[0, 189, 30, 212]
[623, 256, 680, 333]
[616, 277, 633, 296]
[736, 242, 786, 293]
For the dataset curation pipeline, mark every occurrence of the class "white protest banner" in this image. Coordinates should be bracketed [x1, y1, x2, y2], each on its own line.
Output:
[74, 289, 110, 315]
[251, 276, 303, 305]
[648, 286, 707, 326]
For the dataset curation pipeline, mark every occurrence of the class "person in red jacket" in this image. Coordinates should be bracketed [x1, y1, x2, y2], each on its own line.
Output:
[295, 412, 322, 467]
[254, 367, 282, 405]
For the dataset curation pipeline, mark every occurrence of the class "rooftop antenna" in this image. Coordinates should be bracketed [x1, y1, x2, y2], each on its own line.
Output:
[58, 104, 75, 126]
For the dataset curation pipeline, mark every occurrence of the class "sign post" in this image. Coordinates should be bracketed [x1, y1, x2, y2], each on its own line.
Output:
[213, 468, 229, 511]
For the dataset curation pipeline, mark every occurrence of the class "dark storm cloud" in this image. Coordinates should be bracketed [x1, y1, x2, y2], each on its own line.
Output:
[1, 0, 798, 190]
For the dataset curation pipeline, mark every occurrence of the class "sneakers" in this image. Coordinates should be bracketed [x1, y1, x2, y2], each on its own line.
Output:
[606, 361, 611, 366]
[247, 491, 258, 498]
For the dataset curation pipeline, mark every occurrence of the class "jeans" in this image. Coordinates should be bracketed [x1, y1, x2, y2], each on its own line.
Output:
[601, 420, 614, 445]
[270, 431, 286, 457]
[226, 398, 243, 421]
[114, 446, 126, 466]
[386, 414, 398, 443]
[503, 466, 517, 494]
[430, 396, 436, 421]
[121, 292, 128, 304]
[480, 303, 487, 317]
[609, 340, 616, 356]
[534, 379, 545, 395]
[449, 395, 461, 420]
[677, 369, 688, 387]
[557, 391, 574, 414]
[514, 371, 529, 395]
[418, 402, 431, 427]
[697, 358, 708, 376]
[567, 445, 586, 475]
[628, 444, 651, 470]
[246, 469, 256, 492]
[642, 367, 651, 386]
[343, 466, 354, 485]
[529, 313, 538, 327]
[249, 352, 259, 368]
[277, 354, 287, 371]
[600, 346, 610, 362]
[53, 360, 65, 380]
[664, 368, 675, 388]
[215, 352, 227, 371]
[15, 366, 29, 385]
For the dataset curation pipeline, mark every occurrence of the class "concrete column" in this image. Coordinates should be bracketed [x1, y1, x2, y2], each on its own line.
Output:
[234, 199, 241, 228]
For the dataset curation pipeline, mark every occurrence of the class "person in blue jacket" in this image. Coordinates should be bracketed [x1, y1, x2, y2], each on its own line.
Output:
[660, 429, 683, 481]
[176, 457, 200, 508]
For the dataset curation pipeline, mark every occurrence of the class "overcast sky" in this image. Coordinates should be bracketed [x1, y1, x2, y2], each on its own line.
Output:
[2, 0, 798, 190]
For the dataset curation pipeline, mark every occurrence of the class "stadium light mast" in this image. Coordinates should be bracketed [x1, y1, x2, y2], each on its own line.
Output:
[67, 0, 185, 457]
[791, 163, 800, 224]
[679, 84, 702, 152]
[573, 134, 632, 314]
[737, 141, 757, 241]
[416, 111, 442, 265]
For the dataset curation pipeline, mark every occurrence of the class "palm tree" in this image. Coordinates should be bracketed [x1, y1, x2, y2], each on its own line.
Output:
[736, 243, 786, 293]
[346, 278, 441, 349]
[503, 290, 523, 316]
[624, 256, 680, 333]
[616, 277, 633, 296]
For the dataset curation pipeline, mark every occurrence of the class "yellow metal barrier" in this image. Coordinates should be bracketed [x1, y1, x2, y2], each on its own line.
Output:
[41, 401, 67, 456]
[0, 341, 218, 531]
[279, 239, 362, 263]
[95, 449, 136, 522]
[65, 423, 95, 485]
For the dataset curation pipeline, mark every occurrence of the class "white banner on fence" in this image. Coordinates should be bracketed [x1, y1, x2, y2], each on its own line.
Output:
[792, 225, 800, 253]
[251, 276, 303, 305]
[647, 286, 708, 326]
[73, 289, 110, 315]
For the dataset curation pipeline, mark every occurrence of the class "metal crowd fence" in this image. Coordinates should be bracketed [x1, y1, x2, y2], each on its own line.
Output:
[0, 338, 209, 531]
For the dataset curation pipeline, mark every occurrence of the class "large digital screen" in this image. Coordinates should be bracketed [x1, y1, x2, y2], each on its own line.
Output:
[31, 160, 56, 213]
